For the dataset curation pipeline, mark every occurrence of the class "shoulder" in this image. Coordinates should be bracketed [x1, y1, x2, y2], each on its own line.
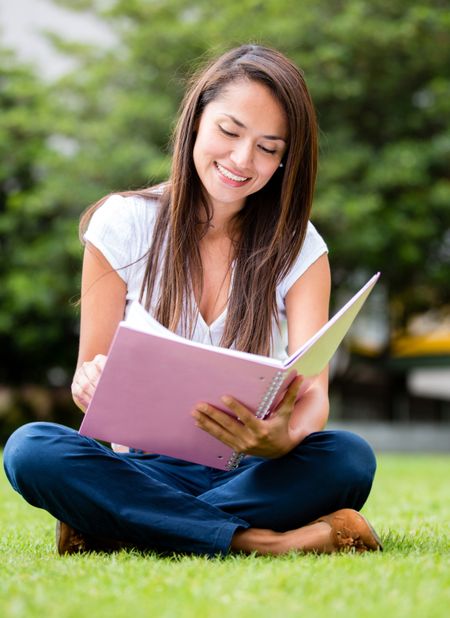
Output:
[83, 192, 162, 275]
[302, 221, 328, 255]
[84, 192, 161, 249]
[89, 192, 160, 230]
[278, 221, 328, 299]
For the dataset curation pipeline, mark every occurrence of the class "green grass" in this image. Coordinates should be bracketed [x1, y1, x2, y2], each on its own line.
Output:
[1, 453, 449, 618]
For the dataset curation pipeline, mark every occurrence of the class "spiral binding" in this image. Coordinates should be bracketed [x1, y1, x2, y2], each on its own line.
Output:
[226, 370, 287, 470]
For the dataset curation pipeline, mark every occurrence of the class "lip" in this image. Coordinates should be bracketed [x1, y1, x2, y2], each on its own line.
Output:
[214, 162, 252, 187]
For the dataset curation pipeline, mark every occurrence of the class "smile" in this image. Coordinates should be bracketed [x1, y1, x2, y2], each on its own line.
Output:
[214, 162, 250, 183]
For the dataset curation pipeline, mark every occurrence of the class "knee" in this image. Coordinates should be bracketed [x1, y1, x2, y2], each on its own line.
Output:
[3, 422, 65, 492]
[326, 430, 376, 490]
[302, 430, 377, 492]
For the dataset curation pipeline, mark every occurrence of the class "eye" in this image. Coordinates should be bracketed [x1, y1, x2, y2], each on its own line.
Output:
[259, 145, 277, 155]
[218, 125, 238, 137]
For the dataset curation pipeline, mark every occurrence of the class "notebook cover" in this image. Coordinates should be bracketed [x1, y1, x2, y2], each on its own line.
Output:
[79, 273, 380, 469]
[79, 329, 283, 469]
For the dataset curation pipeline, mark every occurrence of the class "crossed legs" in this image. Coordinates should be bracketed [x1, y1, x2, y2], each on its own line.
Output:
[3, 422, 380, 556]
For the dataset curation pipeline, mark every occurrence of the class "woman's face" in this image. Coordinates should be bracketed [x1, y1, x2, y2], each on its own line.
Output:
[193, 79, 288, 215]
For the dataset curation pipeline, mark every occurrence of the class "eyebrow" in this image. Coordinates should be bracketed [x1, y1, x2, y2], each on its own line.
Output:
[222, 113, 287, 143]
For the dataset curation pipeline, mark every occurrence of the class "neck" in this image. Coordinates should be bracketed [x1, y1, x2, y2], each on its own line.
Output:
[203, 200, 244, 240]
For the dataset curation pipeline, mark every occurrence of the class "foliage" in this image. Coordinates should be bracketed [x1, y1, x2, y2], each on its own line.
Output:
[0, 0, 449, 393]
[1, 453, 449, 617]
[50, 0, 450, 325]
[0, 46, 81, 385]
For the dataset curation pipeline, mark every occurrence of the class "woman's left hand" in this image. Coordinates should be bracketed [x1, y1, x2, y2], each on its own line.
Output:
[192, 375, 303, 459]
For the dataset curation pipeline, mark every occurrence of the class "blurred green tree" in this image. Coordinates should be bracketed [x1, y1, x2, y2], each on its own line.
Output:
[1, 0, 449, 394]
[52, 0, 450, 326]
[0, 45, 81, 385]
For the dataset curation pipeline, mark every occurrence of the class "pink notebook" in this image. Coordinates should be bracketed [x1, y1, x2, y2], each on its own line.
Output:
[79, 273, 379, 469]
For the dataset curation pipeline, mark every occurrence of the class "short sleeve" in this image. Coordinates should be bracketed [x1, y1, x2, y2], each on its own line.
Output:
[278, 222, 328, 298]
[83, 194, 157, 284]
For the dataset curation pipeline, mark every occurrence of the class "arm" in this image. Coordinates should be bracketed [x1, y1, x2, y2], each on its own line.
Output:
[192, 253, 331, 457]
[71, 242, 127, 411]
[284, 252, 331, 442]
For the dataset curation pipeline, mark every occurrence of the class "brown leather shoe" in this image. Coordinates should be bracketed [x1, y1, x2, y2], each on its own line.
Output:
[56, 520, 132, 555]
[56, 521, 91, 555]
[311, 509, 383, 553]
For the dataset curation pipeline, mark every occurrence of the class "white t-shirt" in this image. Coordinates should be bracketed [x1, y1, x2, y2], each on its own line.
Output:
[84, 194, 328, 360]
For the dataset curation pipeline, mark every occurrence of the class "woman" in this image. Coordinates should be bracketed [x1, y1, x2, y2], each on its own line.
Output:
[3, 45, 382, 556]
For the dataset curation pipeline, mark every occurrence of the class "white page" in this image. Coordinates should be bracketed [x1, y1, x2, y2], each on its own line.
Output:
[123, 301, 282, 367]
[125, 301, 185, 341]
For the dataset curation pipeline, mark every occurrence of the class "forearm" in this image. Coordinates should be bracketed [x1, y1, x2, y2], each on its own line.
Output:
[289, 381, 329, 446]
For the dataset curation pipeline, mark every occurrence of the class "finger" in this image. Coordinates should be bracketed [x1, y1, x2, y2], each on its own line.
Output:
[286, 375, 303, 401]
[93, 354, 107, 370]
[274, 375, 303, 416]
[74, 398, 87, 413]
[194, 403, 248, 434]
[220, 396, 261, 428]
[71, 374, 94, 399]
[75, 372, 96, 397]
[72, 370, 97, 400]
[71, 382, 89, 411]
[80, 362, 102, 389]
[192, 408, 245, 450]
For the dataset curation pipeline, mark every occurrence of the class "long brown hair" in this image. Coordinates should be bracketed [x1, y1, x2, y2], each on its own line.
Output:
[80, 44, 318, 355]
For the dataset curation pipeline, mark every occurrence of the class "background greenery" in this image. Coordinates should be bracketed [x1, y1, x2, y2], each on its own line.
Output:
[0, 0, 449, 429]
[1, 453, 449, 617]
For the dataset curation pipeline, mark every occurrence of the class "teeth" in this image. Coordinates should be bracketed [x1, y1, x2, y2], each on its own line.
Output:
[216, 162, 249, 182]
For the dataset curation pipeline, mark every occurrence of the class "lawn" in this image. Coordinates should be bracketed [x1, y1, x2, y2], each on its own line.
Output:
[0, 453, 448, 618]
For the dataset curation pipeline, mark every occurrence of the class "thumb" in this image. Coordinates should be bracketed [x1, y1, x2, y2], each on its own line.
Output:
[274, 375, 303, 417]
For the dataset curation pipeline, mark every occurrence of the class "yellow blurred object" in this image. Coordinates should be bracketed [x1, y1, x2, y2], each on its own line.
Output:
[349, 342, 383, 357]
[391, 308, 450, 357]
[391, 333, 450, 357]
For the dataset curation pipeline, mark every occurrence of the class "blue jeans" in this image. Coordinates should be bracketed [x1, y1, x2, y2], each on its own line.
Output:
[3, 422, 376, 556]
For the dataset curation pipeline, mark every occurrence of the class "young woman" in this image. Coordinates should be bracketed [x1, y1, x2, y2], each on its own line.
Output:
[3, 45, 382, 556]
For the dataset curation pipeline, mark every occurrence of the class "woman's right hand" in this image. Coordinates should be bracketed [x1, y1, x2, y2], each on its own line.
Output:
[71, 354, 107, 413]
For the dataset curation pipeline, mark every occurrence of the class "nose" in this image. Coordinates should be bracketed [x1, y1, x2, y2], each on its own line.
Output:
[229, 140, 253, 171]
